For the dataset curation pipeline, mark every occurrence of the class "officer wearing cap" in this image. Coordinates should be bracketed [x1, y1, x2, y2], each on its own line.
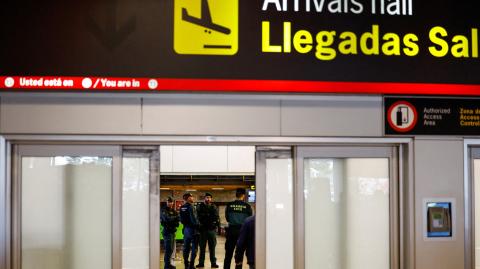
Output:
[224, 188, 253, 269]
[180, 193, 200, 269]
[196, 193, 220, 268]
[161, 197, 180, 269]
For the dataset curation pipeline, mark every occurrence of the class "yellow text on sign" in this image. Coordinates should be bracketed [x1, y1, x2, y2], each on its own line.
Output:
[174, 0, 238, 55]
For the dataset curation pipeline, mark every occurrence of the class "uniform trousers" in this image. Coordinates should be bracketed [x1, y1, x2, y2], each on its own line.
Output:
[183, 227, 199, 269]
[224, 226, 241, 269]
[198, 229, 217, 265]
[163, 231, 175, 269]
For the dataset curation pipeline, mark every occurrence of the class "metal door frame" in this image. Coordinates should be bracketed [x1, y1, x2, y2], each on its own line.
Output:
[464, 140, 480, 269]
[122, 147, 160, 269]
[0, 135, 412, 269]
[255, 147, 293, 269]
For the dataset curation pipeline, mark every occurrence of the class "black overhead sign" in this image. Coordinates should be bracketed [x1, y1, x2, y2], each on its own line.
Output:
[1, 0, 480, 92]
[385, 97, 480, 135]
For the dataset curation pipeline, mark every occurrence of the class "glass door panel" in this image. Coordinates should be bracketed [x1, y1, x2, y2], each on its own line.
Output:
[21, 157, 112, 269]
[266, 158, 294, 269]
[296, 146, 396, 269]
[304, 158, 390, 269]
[16, 145, 120, 269]
[122, 157, 150, 269]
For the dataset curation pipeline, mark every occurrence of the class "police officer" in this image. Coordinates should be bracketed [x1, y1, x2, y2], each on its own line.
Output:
[224, 188, 253, 269]
[161, 197, 180, 269]
[196, 193, 220, 268]
[180, 193, 200, 269]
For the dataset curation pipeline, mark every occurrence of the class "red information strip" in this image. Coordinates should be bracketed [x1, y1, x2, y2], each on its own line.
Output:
[2, 76, 480, 95]
[0, 76, 149, 90]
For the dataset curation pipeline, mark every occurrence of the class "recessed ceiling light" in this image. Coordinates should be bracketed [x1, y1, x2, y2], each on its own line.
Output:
[160, 187, 170, 190]
[212, 187, 224, 190]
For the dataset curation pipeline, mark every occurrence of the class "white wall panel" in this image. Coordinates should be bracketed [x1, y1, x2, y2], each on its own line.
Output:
[414, 139, 464, 269]
[160, 146, 255, 174]
[0, 94, 383, 137]
[0, 96, 142, 134]
[142, 98, 280, 135]
[227, 146, 255, 173]
[160, 146, 174, 173]
[281, 97, 382, 136]
[172, 146, 228, 173]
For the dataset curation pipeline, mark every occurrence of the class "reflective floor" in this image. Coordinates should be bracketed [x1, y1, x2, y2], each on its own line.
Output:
[160, 236, 249, 269]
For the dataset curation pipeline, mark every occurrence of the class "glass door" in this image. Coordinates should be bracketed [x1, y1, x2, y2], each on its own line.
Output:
[12, 145, 121, 269]
[256, 147, 294, 269]
[471, 148, 480, 269]
[122, 148, 159, 269]
[295, 146, 399, 269]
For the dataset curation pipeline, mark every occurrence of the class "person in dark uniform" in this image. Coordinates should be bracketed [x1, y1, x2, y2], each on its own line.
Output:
[180, 193, 200, 269]
[161, 196, 180, 269]
[224, 188, 253, 269]
[234, 216, 255, 269]
[196, 193, 220, 268]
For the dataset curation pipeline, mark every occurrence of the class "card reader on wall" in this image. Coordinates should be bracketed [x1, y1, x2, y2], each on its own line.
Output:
[426, 202, 452, 238]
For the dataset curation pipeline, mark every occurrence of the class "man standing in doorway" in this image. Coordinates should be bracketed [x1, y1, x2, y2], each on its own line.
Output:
[196, 193, 220, 268]
[161, 196, 180, 269]
[224, 188, 253, 269]
[180, 193, 200, 269]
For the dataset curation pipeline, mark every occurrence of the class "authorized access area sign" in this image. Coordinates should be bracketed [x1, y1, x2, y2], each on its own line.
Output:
[1, 0, 480, 93]
[385, 97, 480, 135]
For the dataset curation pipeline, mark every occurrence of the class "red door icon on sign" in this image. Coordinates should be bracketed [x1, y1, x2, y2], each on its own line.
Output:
[388, 101, 417, 132]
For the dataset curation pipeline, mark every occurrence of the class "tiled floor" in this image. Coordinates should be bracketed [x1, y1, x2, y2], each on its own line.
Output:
[160, 235, 249, 269]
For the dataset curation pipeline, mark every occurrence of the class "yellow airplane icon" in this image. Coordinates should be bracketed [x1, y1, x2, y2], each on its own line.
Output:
[174, 0, 238, 55]
[182, 0, 231, 35]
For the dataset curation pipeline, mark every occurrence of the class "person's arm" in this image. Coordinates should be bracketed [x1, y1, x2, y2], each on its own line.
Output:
[189, 205, 199, 227]
[160, 209, 166, 226]
[173, 211, 180, 227]
[214, 205, 220, 228]
[247, 204, 253, 217]
[225, 203, 231, 223]
[196, 204, 204, 227]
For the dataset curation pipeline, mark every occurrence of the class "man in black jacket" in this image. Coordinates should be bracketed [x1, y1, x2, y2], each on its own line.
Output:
[161, 197, 180, 269]
[180, 193, 200, 269]
[196, 193, 220, 268]
[234, 216, 255, 269]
